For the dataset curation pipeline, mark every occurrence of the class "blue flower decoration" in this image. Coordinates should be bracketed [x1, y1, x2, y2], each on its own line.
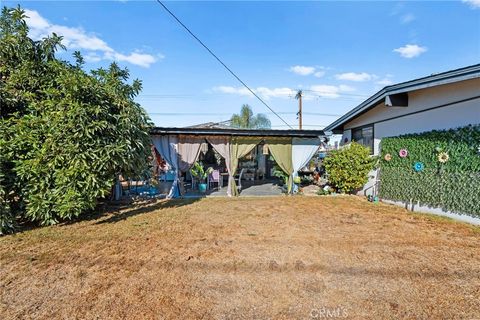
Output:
[413, 162, 424, 172]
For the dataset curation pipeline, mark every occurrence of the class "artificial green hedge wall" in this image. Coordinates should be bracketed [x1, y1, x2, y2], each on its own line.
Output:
[379, 124, 480, 218]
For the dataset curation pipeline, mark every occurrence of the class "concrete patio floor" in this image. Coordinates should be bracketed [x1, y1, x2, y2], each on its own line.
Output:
[183, 179, 285, 198]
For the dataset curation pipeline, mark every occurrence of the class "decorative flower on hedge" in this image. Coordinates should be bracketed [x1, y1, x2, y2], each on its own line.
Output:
[413, 162, 424, 172]
[438, 152, 449, 163]
[384, 153, 392, 161]
[399, 148, 408, 158]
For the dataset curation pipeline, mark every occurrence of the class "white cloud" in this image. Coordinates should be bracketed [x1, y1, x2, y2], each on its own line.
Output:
[24, 9, 50, 30]
[309, 84, 355, 99]
[462, 0, 480, 9]
[289, 65, 328, 77]
[213, 86, 295, 100]
[373, 74, 394, 89]
[376, 78, 393, 86]
[335, 72, 374, 82]
[213, 86, 253, 97]
[401, 13, 415, 24]
[24, 9, 160, 68]
[84, 52, 102, 63]
[390, 2, 405, 16]
[106, 51, 163, 68]
[393, 44, 427, 58]
[48, 24, 112, 52]
[289, 65, 316, 76]
[213, 83, 358, 100]
[256, 87, 296, 99]
[338, 84, 356, 92]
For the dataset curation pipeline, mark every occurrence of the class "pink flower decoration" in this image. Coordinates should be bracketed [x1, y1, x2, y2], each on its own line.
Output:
[399, 148, 408, 158]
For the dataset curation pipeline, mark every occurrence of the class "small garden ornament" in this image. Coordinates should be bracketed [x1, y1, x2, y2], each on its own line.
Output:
[399, 148, 408, 158]
[438, 152, 449, 163]
[413, 162, 424, 172]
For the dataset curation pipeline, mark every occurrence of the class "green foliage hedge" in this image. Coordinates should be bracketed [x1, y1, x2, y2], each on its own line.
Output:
[379, 125, 480, 218]
[324, 142, 377, 193]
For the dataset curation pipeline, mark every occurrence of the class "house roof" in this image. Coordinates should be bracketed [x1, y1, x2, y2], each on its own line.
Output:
[325, 64, 480, 133]
[150, 127, 325, 138]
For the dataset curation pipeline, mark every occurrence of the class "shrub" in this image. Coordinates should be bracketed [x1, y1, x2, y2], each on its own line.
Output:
[323, 142, 377, 193]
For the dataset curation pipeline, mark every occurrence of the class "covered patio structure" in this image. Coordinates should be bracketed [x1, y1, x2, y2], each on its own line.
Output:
[151, 127, 326, 198]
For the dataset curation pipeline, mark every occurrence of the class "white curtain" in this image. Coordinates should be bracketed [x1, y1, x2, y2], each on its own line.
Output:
[292, 137, 320, 177]
[177, 136, 204, 172]
[152, 135, 180, 198]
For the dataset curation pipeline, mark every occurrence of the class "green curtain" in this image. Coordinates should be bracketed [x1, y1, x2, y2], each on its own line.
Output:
[229, 137, 262, 196]
[267, 137, 294, 194]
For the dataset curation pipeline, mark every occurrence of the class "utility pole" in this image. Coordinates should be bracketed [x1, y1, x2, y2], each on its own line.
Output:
[295, 90, 303, 130]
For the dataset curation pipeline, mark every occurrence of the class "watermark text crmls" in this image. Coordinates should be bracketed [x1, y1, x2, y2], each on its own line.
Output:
[310, 306, 348, 318]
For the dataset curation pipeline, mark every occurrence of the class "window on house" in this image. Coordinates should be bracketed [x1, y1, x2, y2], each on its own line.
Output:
[352, 125, 374, 153]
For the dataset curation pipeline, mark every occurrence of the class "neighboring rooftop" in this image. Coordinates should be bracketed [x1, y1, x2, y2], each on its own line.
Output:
[325, 64, 480, 133]
[185, 121, 233, 129]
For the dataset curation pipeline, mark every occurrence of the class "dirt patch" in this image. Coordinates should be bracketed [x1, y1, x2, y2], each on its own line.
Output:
[1, 196, 479, 319]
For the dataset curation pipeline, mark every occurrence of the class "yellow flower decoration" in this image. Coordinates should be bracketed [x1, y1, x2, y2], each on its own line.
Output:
[438, 152, 449, 163]
[384, 153, 392, 161]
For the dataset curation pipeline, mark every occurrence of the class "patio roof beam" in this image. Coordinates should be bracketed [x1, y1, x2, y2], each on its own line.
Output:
[150, 127, 326, 138]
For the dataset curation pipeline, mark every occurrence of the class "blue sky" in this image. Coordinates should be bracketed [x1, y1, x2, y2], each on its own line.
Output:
[4, 0, 480, 129]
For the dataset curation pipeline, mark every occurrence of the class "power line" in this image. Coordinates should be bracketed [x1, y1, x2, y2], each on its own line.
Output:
[301, 89, 369, 98]
[137, 95, 361, 105]
[138, 94, 197, 97]
[147, 111, 341, 117]
[153, 0, 293, 129]
[271, 124, 327, 128]
[301, 112, 342, 116]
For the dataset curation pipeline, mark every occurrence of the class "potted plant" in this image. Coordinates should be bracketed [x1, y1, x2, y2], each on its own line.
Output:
[190, 162, 213, 193]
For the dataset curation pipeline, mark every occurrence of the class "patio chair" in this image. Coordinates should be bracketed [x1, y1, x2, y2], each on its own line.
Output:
[208, 170, 221, 190]
[235, 168, 245, 192]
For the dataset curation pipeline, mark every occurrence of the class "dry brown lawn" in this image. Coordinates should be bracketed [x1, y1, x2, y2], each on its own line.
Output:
[1, 196, 479, 319]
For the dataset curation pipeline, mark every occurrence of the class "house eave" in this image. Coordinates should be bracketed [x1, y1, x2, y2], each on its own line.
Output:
[325, 64, 480, 133]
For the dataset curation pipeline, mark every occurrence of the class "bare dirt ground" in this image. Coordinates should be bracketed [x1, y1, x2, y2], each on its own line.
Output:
[1, 196, 479, 320]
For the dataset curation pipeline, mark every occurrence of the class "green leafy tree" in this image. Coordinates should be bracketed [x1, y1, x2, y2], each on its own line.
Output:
[230, 104, 271, 129]
[323, 142, 377, 193]
[0, 6, 152, 232]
